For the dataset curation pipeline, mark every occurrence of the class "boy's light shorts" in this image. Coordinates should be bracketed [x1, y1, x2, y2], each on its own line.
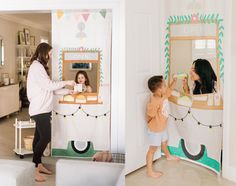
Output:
[148, 129, 168, 147]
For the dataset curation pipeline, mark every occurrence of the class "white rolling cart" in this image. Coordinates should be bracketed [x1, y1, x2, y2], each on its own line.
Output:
[14, 118, 35, 159]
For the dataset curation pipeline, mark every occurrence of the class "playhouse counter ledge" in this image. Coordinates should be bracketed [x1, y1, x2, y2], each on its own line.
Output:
[169, 95, 223, 110]
[59, 93, 103, 105]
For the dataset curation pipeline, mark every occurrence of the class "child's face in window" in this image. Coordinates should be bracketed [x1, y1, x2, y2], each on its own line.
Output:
[77, 74, 86, 84]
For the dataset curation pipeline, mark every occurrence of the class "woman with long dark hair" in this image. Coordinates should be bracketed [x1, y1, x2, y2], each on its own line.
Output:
[183, 59, 217, 94]
[27, 43, 75, 182]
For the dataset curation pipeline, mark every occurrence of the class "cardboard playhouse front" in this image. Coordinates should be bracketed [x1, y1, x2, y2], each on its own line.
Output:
[163, 13, 224, 174]
[51, 10, 112, 159]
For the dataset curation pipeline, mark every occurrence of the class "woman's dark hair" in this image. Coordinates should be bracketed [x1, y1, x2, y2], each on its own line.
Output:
[148, 75, 163, 93]
[75, 70, 90, 86]
[192, 59, 217, 94]
[30, 42, 52, 75]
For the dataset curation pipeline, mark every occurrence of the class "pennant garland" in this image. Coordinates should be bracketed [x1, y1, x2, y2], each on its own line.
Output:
[56, 9, 108, 21]
[64, 10, 71, 20]
[56, 10, 64, 20]
[99, 9, 107, 19]
[74, 12, 81, 21]
[82, 13, 90, 22]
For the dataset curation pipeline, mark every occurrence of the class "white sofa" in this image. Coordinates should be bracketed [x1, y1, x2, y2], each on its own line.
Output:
[56, 159, 125, 186]
[0, 159, 34, 186]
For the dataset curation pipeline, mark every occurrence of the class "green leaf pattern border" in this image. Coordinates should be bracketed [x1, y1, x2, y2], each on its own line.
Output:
[58, 48, 104, 84]
[164, 13, 224, 82]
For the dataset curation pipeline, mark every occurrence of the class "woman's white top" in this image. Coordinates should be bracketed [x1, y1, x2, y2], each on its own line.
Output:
[27, 60, 66, 116]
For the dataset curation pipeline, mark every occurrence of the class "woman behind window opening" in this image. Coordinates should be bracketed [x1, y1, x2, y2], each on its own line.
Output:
[27, 43, 75, 182]
[75, 70, 93, 93]
[183, 58, 217, 94]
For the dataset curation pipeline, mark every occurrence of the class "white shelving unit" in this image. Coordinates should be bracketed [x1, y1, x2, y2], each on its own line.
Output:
[16, 45, 37, 108]
[13, 118, 35, 159]
[16, 45, 36, 82]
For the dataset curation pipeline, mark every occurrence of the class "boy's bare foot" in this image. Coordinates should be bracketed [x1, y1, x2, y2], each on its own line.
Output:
[38, 164, 52, 175]
[166, 155, 180, 161]
[35, 169, 46, 182]
[147, 171, 163, 178]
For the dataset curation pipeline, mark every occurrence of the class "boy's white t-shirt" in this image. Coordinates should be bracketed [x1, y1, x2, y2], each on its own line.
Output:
[27, 60, 66, 116]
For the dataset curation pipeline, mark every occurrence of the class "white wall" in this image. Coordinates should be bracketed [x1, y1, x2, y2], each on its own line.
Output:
[125, 0, 162, 173]
[222, 0, 236, 182]
[0, 16, 50, 82]
[229, 0, 236, 168]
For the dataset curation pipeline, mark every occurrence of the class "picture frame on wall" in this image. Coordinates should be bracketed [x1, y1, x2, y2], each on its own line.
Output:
[18, 31, 25, 45]
[30, 36, 35, 46]
[24, 28, 30, 45]
[71, 63, 92, 71]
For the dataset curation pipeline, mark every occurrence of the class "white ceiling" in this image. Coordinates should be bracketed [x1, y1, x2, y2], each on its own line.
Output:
[1, 13, 51, 32]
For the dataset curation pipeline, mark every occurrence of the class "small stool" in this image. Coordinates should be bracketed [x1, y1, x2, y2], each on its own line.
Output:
[0, 159, 34, 186]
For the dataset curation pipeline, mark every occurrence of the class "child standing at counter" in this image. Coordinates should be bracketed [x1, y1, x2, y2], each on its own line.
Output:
[146, 75, 179, 178]
[27, 43, 75, 182]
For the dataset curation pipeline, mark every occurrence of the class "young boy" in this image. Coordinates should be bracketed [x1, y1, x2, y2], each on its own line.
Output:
[146, 75, 179, 178]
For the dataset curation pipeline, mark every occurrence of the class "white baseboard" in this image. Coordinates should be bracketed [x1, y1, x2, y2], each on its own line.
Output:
[222, 166, 236, 183]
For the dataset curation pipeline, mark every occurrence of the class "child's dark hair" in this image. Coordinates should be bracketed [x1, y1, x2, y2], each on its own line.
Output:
[148, 75, 163, 93]
[75, 70, 90, 86]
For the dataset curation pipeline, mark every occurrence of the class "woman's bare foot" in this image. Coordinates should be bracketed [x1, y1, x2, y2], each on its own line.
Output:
[166, 155, 180, 161]
[38, 163, 52, 175]
[147, 171, 163, 178]
[35, 168, 46, 182]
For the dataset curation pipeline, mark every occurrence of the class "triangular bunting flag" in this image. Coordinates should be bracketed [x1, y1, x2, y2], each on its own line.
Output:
[64, 10, 71, 20]
[82, 13, 90, 22]
[99, 9, 107, 18]
[74, 12, 81, 21]
[56, 10, 64, 20]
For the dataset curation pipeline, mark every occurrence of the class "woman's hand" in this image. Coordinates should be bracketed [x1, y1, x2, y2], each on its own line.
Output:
[68, 89, 77, 95]
[65, 80, 76, 87]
